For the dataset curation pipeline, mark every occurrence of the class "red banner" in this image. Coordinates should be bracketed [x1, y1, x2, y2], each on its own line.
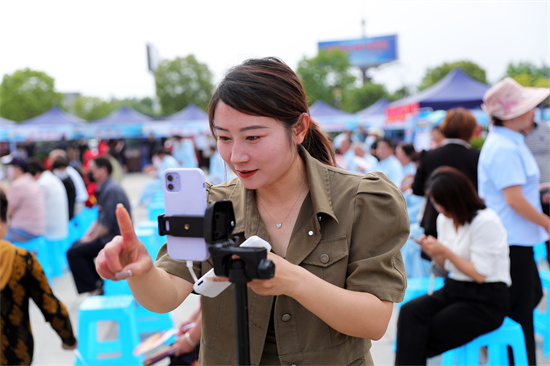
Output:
[385, 103, 419, 122]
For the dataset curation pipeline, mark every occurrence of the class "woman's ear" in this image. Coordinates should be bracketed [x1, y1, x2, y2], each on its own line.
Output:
[293, 113, 310, 145]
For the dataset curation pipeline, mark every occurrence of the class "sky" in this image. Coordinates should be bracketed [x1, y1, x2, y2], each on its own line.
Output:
[0, 0, 549, 102]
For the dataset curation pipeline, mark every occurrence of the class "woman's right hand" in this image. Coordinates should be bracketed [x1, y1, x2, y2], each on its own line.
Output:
[96, 203, 153, 280]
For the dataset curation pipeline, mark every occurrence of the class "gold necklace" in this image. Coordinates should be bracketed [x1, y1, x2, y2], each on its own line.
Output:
[257, 179, 307, 229]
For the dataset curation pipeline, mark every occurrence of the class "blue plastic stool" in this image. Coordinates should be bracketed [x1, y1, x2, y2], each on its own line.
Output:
[441, 317, 528, 366]
[104, 279, 133, 296]
[535, 269, 550, 357]
[75, 295, 142, 366]
[135, 303, 174, 335]
[13, 236, 54, 281]
[101, 280, 173, 335]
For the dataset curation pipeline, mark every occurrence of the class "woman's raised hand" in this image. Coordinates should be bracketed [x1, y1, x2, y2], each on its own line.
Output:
[96, 203, 153, 280]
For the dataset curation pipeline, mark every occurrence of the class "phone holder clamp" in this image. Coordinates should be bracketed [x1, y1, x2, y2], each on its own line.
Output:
[157, 214, 204, 238]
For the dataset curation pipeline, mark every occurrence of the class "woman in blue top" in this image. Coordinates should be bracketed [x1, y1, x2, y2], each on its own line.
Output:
[478, 77, 550, 365]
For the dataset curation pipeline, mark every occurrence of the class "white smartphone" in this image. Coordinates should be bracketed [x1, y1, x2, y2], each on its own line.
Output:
[193, 236, 271, 298]
[162, 168, 209, 261]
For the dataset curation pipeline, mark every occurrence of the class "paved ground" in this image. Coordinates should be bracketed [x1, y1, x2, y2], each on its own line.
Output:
[30, 172, 549, 365]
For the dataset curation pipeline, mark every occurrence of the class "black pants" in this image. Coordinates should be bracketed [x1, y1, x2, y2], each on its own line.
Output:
[66, 239, 105, 294]
[395, 279, 509, 366]
[507, 246, 543, 366]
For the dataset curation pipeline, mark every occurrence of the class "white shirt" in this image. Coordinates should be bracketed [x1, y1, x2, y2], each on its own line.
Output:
[437, 208, 511, 286]
[37, 171, 69, 240]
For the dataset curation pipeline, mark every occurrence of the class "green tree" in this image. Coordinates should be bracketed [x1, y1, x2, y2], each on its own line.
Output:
[419, 61, 487, 90]
[340, 82, 392, 112]
[504, 61, 550, 88]
[297, 49, 358, 108]
[0, 68, 63, 122]
[155, 55, 214, 116]
[72, 96, 118, 121]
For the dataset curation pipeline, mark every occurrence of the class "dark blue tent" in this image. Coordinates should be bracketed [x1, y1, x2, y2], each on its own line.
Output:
[388, 68, 490, 111]
[90, 106, 153, 125]
[309, 100, 357, 131]
[356, 98, 390, 116]
[356, 98, 389, 128]
[309, 100, 352, 118]
[21, 106, 85, 126]
[87, 106, 152, 138]
[167, 104, 208, 121]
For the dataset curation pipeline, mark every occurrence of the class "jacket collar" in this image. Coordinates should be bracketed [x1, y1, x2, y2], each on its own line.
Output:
[213, 145, 339, 239]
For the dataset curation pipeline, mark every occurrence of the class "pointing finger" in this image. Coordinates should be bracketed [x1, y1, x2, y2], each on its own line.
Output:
[116, 203, 137, 242]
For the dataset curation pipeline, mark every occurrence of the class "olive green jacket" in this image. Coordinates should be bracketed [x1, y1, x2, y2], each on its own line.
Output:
[156, 146, 409, 365]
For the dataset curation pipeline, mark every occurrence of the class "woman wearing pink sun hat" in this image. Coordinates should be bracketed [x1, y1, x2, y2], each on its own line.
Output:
[478, 77, 550, 365]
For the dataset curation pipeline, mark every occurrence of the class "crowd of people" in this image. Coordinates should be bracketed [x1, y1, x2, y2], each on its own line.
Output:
[0, 58, 549, 365]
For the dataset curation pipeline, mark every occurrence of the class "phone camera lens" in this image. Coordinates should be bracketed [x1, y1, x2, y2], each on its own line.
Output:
[167, 175, 173, 182]
[168, 183, 174, 190]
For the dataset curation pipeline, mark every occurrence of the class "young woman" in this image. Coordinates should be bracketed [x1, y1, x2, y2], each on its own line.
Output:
[395, 166, 510, 365]
[96, 57, 408, 365]
[478, 77, 550, 365]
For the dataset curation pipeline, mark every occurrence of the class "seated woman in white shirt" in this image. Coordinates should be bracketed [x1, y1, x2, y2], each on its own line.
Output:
[395, 166, 511, 366]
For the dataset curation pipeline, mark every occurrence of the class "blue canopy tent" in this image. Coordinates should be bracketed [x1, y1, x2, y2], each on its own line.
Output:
[355, 98, 389, 128]
[22, 106, 85, 127]
[387, 68, 490, 113]
[15, 106, 85, 141]
[86, 106, 152, 138]
[144, 104, 210, 137]
[384, 68, 491, 140]
[167, 103, 208, 121]
[309, 100, 357, 132]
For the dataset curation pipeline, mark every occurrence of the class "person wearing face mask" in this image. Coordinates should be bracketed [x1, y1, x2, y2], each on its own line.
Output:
[1, 156, 46, 243]
[49, 149, 88, 215]
[51, 156, 77, 220]
[66, 156, 131, 295]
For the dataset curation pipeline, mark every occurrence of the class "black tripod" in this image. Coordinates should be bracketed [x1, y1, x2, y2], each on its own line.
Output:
[160, 200, 275, 365]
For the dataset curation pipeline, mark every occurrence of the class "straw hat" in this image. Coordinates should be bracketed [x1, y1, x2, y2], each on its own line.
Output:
[482, 77, 549, 120]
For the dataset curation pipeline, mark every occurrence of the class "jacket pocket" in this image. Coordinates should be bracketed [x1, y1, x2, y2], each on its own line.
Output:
[301, 236, 349, 286]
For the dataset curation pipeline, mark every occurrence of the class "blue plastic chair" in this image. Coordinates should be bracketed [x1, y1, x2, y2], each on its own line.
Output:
[75, 295, 142, 366]
[13, 236, 54, 281]
[534, 241, 548, 264]
[44, 237, 68, 278]
[441, 317, 528, 366]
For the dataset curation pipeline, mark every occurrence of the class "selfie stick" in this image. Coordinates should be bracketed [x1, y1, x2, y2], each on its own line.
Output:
[159, 200, 275, 365]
